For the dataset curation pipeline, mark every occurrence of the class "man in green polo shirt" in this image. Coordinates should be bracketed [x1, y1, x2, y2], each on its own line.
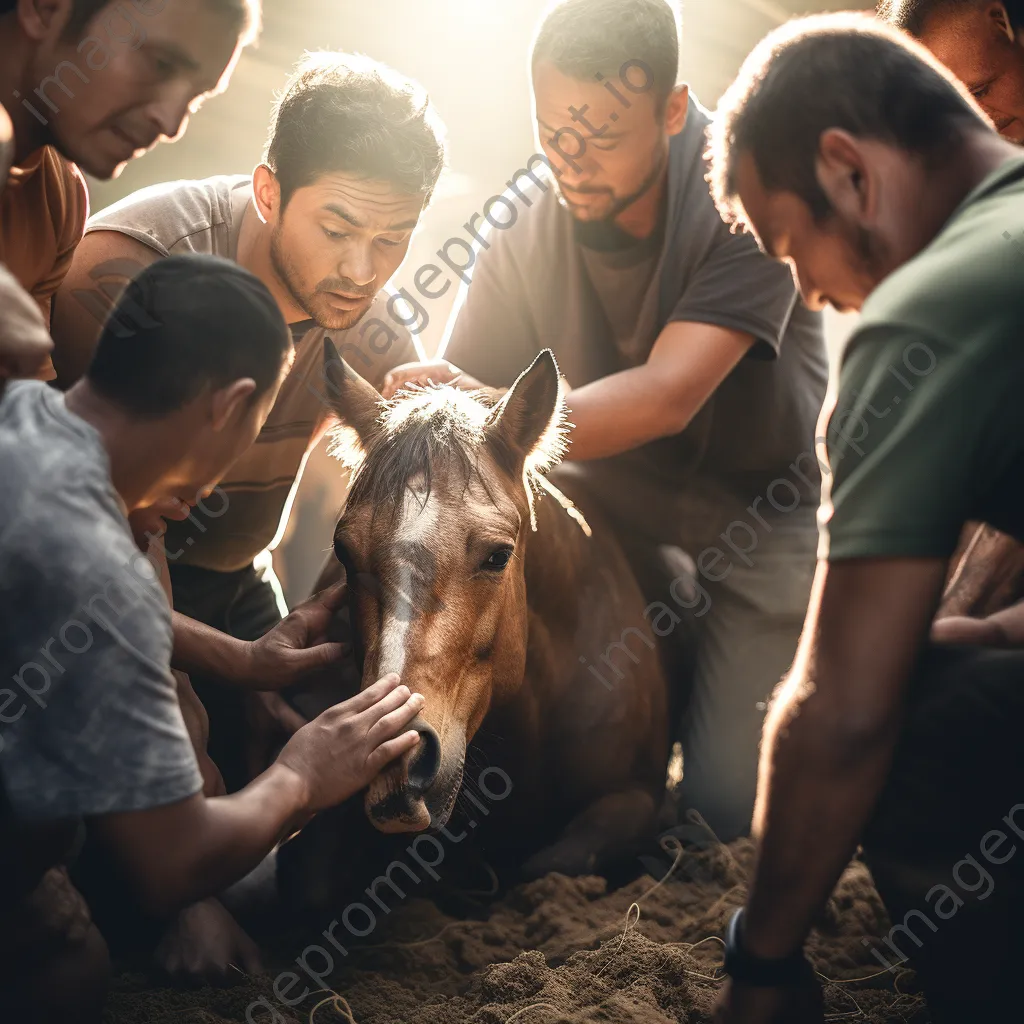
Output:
[703, 14, 1024, 1024]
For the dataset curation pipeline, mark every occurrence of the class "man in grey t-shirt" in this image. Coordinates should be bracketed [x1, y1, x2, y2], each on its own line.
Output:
[385, 0, 828, 841]
[0, 256, 425, 1021]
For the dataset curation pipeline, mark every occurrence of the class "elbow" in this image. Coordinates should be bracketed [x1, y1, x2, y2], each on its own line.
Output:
[652, 394, 696, 440]
[133, 870, 193, 920]
[765, 684, 901, 773]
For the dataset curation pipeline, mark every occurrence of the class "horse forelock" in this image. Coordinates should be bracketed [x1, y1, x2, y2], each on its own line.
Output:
[336, 387, 495, 520]
[328, 383, 568, 527]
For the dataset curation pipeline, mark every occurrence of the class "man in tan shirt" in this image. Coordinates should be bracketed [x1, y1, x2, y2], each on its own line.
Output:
[52, 50, 448, 791]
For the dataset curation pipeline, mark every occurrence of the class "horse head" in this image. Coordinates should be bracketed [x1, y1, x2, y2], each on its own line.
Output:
[322, 339, 566, 833]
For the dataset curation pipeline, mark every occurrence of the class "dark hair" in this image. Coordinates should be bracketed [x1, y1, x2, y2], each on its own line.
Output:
[531, 0, 681, 114]
[708, 12, 988, 228]
[87, 255, 291, 418]
[264, 51, 448, 209]
[880, 0, 1024, 34]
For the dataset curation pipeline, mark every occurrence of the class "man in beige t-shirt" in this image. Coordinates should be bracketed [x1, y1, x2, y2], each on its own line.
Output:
[52, 51, 447, 791]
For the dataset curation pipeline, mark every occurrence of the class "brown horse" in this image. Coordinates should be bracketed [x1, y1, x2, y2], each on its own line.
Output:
[278, 341, 671, 910]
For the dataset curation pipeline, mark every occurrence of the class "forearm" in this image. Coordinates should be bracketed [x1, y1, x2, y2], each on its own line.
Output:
[564, 365, 695, 461]
[743, 681, 902, 958]
[136, 763, 310, 916]
[171, 611, 253, 686]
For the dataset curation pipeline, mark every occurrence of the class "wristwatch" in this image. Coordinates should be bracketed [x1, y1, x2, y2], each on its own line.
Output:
[723, 908, 815, 987]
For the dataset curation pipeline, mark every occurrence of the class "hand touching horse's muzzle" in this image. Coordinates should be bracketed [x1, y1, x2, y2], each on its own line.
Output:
[365, 716, 464, 833]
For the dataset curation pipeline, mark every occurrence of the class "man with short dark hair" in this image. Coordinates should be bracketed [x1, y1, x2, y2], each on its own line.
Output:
[52, 50, 448, 790]
[705, 14, 1024, 1024]
[0, 255, 425, 1023]
[384, 0, 827, 843]
[881, 1, 1024, 142]
[0, 0, 258, 378]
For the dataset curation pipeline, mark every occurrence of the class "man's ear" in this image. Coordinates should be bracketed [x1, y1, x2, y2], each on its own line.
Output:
[989, 3, 1016, 43]
[251, 163, 281, 226]
[665, 84, 690, 137]
[17, 0, 69, 41]
[485, 349, 565, 476]
[210, 377, 257, 431]
[322, 337, 383, 448]
[816, 128, 873, 223]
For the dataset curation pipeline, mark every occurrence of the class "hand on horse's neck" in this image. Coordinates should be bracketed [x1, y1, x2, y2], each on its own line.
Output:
[64, 382, 185, 513]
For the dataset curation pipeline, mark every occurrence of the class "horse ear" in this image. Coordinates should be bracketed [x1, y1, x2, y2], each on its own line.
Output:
[486, 349, 566, 474]
[322, 337, 382, 448]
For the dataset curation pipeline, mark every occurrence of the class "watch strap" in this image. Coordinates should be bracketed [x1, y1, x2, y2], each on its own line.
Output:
[723, 909, 815, 988]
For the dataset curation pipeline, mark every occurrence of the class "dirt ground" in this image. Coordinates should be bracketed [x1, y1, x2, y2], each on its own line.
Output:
[103, 837, 930, 1024]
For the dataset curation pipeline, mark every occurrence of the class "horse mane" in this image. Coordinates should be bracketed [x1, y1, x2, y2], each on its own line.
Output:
[327, 384, 569, 528]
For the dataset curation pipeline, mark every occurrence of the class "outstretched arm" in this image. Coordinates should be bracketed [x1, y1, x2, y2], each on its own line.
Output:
[91, 674, 424, 917]
[383, 320, 753, 461]
[559, 320, 753, 461]
[170, 583, 348, 690]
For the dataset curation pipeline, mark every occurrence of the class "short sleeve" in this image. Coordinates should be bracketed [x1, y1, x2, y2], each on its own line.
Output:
[822, 325, 1015, 562]
[35, 154, 89, 314]
[668, 223, 799, 358]
[5, 150, 89, 381]
[0, 535, 202, 821]
[441, 223, 539, 389]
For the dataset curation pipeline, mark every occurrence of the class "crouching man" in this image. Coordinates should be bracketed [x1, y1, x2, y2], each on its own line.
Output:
[0, 255, 424, 1022]
[705, 15, 1024, 1024]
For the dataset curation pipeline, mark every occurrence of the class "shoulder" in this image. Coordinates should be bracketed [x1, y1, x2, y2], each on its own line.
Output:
[861, 198, 1024, 353]
[667, 101, 767, 270]
[470, 167, 570, 266]
[86, 174, 248, 257]
[0, 385, 123, 537]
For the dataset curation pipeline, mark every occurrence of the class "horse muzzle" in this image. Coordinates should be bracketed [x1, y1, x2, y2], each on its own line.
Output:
[365, 717, 463, 833]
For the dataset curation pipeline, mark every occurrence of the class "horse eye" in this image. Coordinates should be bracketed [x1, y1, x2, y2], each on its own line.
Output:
[482, 547, 514, 572]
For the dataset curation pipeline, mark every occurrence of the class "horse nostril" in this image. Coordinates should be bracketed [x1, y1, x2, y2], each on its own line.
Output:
[406, 722, 441, 795]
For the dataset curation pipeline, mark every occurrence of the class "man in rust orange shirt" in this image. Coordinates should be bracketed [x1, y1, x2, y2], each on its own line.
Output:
[0, 0, 260, 378]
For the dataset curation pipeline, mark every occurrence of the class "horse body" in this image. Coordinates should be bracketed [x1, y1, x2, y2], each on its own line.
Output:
[278, 345, 669, 911]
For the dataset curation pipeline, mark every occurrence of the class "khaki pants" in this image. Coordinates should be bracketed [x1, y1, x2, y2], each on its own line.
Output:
[556, 459, 818, 842]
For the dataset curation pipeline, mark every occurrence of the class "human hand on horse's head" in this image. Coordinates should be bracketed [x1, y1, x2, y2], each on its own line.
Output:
[381, 360, 482, 401]
[245, 582, 350, 689]
[276, 673, 425, 813]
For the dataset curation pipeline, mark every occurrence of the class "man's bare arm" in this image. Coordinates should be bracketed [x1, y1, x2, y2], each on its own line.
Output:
[742, 557, 948, 960]
[561, 320, 754, 461]
[50, 230, 161, 388]
[91, 674, 424, 918]
[383, 321, 754, 462]
[171, 583, 348, 690]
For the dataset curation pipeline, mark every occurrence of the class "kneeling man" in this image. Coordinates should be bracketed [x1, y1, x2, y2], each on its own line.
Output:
[706, 15, 1024, 1024]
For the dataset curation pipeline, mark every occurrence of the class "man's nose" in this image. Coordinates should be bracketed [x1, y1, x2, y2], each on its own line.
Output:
[143, 90, 193, 144]
[340, 244, 377, 290]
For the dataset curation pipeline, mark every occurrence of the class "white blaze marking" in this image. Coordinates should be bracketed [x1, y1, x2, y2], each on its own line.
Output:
[378, 483, 440, 678]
